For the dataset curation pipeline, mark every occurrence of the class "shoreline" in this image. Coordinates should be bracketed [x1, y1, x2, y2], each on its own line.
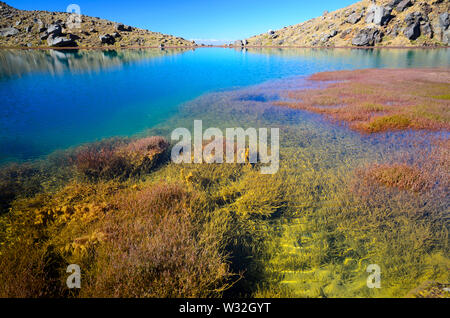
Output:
[0, 45, 449, 50]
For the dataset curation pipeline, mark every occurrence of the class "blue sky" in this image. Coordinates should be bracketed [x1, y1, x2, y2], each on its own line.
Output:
[8, 0, 356, 44]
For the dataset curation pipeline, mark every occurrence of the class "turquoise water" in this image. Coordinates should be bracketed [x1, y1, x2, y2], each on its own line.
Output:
[0, 47, 449, 162]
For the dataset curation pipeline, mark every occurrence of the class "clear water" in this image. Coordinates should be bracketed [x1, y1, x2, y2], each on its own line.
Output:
[0, 47, 449, 163]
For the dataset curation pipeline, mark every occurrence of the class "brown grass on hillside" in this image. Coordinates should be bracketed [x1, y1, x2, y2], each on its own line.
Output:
[277, 68, 450, 133]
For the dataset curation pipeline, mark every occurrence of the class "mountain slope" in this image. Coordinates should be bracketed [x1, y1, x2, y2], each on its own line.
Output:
[0, 2, 196, 48]
[243, 0, 450, 47]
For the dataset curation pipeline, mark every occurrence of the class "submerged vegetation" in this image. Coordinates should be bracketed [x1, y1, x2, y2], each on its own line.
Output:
[0, 68, 448, 298]
[277, 68, 450, 133]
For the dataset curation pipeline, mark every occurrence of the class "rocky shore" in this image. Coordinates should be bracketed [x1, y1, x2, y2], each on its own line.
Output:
[241, 0, 450, 47]
[0, 1, 196, 48]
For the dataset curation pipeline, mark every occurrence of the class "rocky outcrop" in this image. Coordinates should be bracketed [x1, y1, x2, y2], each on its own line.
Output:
[99, 34, 115, 45]
[366, 5, 392, 26]
[0, 1, 195, 48]
[440, 12, 449, 30]
[346, 10, 364, 24]
[115, 23, 132, 32]
[47, 34, 77, 47]
[245, 0, 449, 47]
[352, 27, 382, 46]
[396, 0, 413, 12]
[0, 27, 19, 37]
[403, 12, 422, 40]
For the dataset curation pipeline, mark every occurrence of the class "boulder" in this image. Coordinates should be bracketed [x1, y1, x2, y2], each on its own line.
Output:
[405, 12, 422, 26]
[340, 28, 352, 39]
[366, 5, 392, 26]
[421, 22, 433, 38]
[374, 6, 393, 26]
[47, 34, 77, 47]
[387, 0, 402, 10]
[25, 25, 32, 33]
[439, 13, 449, 30]
[443, 29, 450, 45]
[99, 34, 115, 44]
[403, 21, 421, 40]
[115, 23, 132, 32]
[233, 40, 244, 46]
[47, 24, 62, 36]
[352, 27, 382, 46]
[0, 27, 19, 37]
[112, 32, 121, 38]
[396, 0, 412, 12]
[346, 11, 363, 24]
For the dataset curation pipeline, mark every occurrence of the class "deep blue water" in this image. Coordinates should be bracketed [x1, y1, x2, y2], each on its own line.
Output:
[0, 47, 449, 162]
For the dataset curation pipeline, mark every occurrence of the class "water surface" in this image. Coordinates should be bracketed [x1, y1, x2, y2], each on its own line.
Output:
[0, 47, 449, 162]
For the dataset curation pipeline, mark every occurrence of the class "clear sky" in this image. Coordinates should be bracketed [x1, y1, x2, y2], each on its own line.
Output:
[8, 0, 357, 44]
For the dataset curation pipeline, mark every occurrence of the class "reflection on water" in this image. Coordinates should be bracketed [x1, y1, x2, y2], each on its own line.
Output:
[0, 48, 193, 78]
[0, 47, 449, 162]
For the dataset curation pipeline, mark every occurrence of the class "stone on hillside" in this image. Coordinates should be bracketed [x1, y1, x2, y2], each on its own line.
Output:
[99, 34, 115, 44]
[112, 32, 121, 38]
[346, 11, 363, 24]
[367, 6, 392, 26]
[340, 28, 352, 39]
[387, 0, 402, 10]
[115, 23, 132, 32]
[439, 13, 449, 30]
[396, 0, 412, 13]
[421, 22, 433, 38]
[403, 21, 421, 40]
[25, 25, 32, 32]
[443, 29, 450, 45]
[352, 27, 382, 46]
[47, 24, 62, 36]
[0, 27, 19, 37]
[405, 12, 422, 26]
[47, 34, 77, 47]
[234, 40, 244, 46]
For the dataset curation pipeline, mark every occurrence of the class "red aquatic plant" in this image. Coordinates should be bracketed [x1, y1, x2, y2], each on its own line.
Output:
[277, 68, 450, 133]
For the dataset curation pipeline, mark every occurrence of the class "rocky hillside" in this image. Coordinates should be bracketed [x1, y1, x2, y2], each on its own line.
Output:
[242, 0, 450, 47]
[0, 2, 196, 48]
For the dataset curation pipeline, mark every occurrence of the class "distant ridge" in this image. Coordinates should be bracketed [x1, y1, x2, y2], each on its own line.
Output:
[0, 1, 196, 48]
[238, 0, 449, 47]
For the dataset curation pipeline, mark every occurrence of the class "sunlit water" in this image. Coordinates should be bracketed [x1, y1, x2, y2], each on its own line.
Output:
[0, 47, 449, 163]
[1, 47, 449, 297]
